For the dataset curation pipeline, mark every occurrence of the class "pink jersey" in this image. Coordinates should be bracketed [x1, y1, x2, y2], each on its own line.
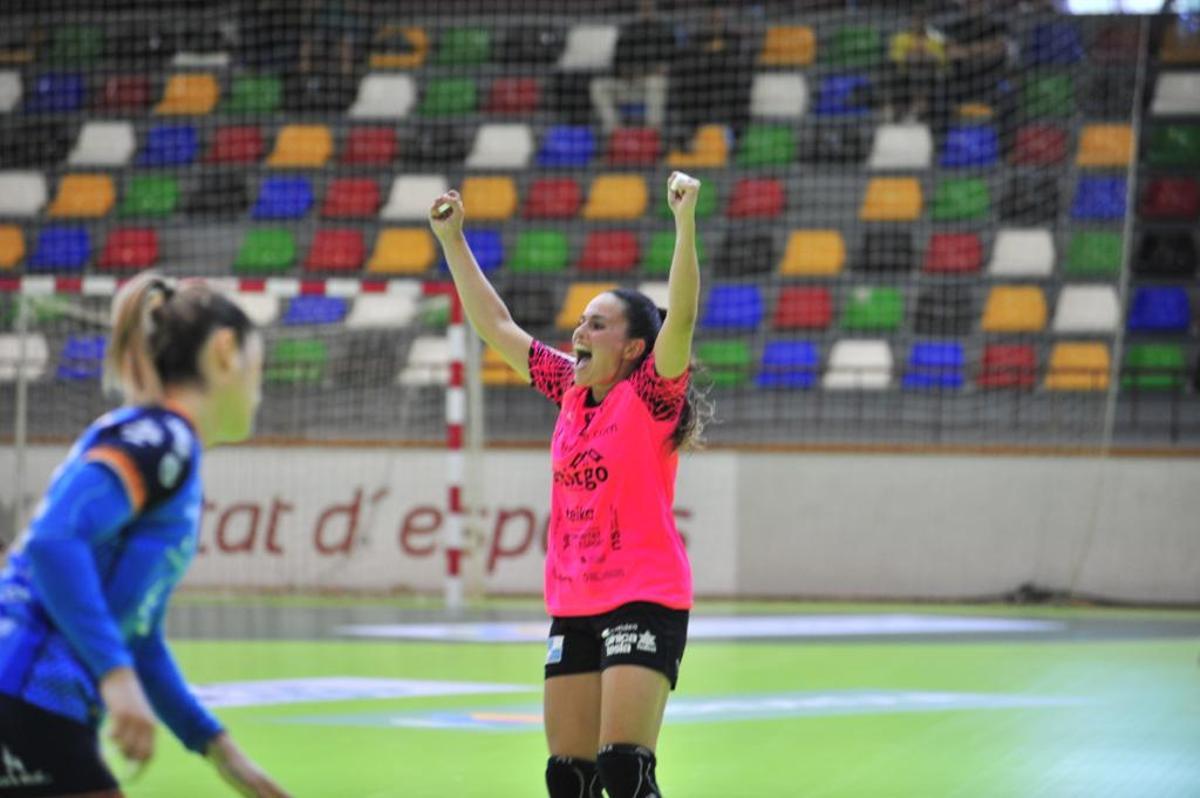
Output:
[529, 340, 693, 617]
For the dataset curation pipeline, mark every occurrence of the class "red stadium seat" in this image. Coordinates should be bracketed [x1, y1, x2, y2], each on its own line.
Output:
[773, 287, 833, 330]
[321, 179, 381, 218]
[304, 229, 365, 272]
[523, 178, 582, 219]
[340, 127, 397, 165]
[727, 178, 785, 219]
[95, 75, 151, 112]
[577, 231, 638, 273]
[1011, 124, 1067, 165]
[205, 126, 265, 164]
[98, 228, 158, 270]
[485, 77, 540, 114]
[607, 128, 661, 166]
[978, 344, 1037, 390]
[923, 233, 983, 274]
[1139, 177, 1199, 220]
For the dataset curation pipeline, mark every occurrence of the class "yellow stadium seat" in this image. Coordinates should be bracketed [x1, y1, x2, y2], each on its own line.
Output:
[667, 124, 729, 168]
[779, 230, 845, 275]
[1045, 342, 1110, 391]
[370, 26, 429, 69]
[482, 346, 527, 386]
[557, 282, 618, 329]
[582, 175, 647, 220]
[1076, 124, 1134, 167]
[760, 26, 816, 66]
[0, 226, 24, 269]
[859, 177, 923, 221]
[155, 73, 219, 115]
[367, 229, 436, 274]
[461, 176, 518, 220]
[1160, 24, 1200, 65]
[267, 125, 334, 168]
[957, 102, 994, 120]
[981, 286, 1047, 332]
[48, 174, 115, 218]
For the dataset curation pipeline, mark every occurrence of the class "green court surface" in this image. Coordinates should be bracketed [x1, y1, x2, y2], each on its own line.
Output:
[125, 598, 1200, 797]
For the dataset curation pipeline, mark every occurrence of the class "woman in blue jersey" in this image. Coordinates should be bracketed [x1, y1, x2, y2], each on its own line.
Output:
[0, 273, 289, 797]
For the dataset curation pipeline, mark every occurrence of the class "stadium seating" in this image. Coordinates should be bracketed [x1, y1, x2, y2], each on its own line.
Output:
[225, 76, 282, 114]
[56, 335, 106, 381]
[49, 175, 115, 218]
[773, 287, 833, 330]
[1146, 125, 1200, 166]
[461, 176, 519, 220]
[1076, 124, 1134, 167]
[368, 229, 435, 274]
[988, 229, 1055, 277]
[758, 341, 819, 390]
[349, 74, 416, 118]
[137, 125, 199, 166]
[750, 74, 809, 118]
[667, 125, 728, 167]
[577, 231, 638, 273]
[0, 71, 20, 112]
[467, 124, 535, 168]
[381, 175, 448, 220]
[1026, 21, 1084, 66]
[1123, 344, 1186, 391]
[780, 231, 845, 276]
[606, 128, 661, 166]
[737, 125, 795, 167]
[304, 230, 366, 272]
[0, 333, 49, 382]
[252, 178, 314, 219]
[695, 340, 751, 388]
[1044, 342, 1110, 391]
[582, 175, 646, 219]
[0, 226, 24, 269]
[858, 232, 914, 273]
[69, 122, 136, 166]
[914, 285, 974, 336]
[1139, 178, 1199, 220]
[558, 24, 618, 71]
[96, 75, 151, 112]
[24, 73, 85, 113]
[0, 172, 47, 216]
[485, 77, 540, 115]
[1001, 176, 1059, 225]
[513, 231, 569, 274]
[341, 127, 396, 165]
[155, 73, 219, 115]
[814, 74, 872, 116]
[1126, 287, 1191, 334]
[1134, 233, 1197, 278]
[235, 229, 296, 274]
[932, 178, 989, 221]
[1052, 285, 1121, 334]
[939, 125, 999, 168]
[727, 179, 785, 219]
[119, 176, 178, 217]
[187, 174, 249, 217]
[1023, 74, 1075, 117]
[1072, 176, 1127, 221]
[345, 286, 422, 329]
[524, 178, 582, 218]
[842, 287, 903, 332]
[283, 296, 348, 326]
[205, 126, 265, 164]
[1011, 124, 1067, 165]
[981, 286, 1047, 332]
[860, 178, 922, 221]
[978, 344, 1037, 390]
[1159, 22, 1200, 64]
[98, 228, 158, 271]
[419, 78, 477, 117]
[29, 227, 90, 272]
[322, 179, 381, 218]
[903, 342, 965, 391]
[268, 339, 328, 385]
[868, 124, 932, 170]
[923, 233, 983, 275]
[557, 282, 618, 329]
[370, 26, 429, 69]
[267, 125, 334, 168]
[537, 126, 596, 167]
[823, 340, 891, 390]
[701, 285, 765, 331]
[759, 26, 816, 66]
[1065, 231, 1122, 277]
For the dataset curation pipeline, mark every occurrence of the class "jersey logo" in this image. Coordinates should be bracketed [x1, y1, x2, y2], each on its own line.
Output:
[164, 417, 193, 459]
[158, 453, 183, 489]
[546, 635, 565, 665]
[120, 418, 165, 448]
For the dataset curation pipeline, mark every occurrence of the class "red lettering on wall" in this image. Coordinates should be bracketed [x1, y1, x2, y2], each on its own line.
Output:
[216, 502, 260, 553]
[399, 505, 442, 557]
[265, 497, 292, 555]
[314, 488, 362, 555]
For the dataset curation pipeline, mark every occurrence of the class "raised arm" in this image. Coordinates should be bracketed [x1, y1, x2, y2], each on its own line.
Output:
[654, 172, 701, 379]
[429, 190, 534, 382]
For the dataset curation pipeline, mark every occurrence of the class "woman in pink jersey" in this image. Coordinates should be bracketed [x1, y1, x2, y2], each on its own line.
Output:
[430, 172, 707, 798]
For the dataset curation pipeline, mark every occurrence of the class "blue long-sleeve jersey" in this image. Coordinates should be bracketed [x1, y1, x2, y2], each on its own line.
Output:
[0, 405, 223, 754]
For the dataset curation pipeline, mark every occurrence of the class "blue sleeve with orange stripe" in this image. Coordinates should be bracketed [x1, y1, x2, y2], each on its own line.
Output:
[24, 462, 137, 680]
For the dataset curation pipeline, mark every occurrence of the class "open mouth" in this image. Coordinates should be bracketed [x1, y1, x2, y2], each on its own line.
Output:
[573, 349, 592, 372]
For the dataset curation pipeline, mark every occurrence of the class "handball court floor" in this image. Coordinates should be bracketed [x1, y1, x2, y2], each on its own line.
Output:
[126, 596, 1199, 797]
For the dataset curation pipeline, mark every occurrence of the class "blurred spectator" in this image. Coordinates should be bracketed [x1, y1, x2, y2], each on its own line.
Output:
[590, 0, 679, 133]
[937, 0, 1013, 105]
[287, 0, 372, 110]
[669, 8, 751, 146]
[885, 6, 946, 122]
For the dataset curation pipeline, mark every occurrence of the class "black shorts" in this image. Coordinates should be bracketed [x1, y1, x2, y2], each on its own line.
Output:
[545, 602, 690, 690]
[0, 694, 119, 797]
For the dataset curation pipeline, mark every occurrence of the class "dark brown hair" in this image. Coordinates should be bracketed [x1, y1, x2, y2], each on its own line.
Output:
[105, 272, 255, 402]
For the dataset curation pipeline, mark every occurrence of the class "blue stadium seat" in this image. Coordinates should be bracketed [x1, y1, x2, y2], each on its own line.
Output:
[1025, 22, 1084, 66]
[902, 342, 965, 390]
[136, 124, 199, 166]
[282, 296, 349, 326]
[700, 285, 765, 331]
[757, 340, 819, 389]
[1126, 287, 1191, 333]
[24, 73, 85, 112]
[251, 177, 314, 220]
[56, 334, 106, 380]
[1071, 176, 1126, 221]
[939, 125, 999, 168]
[29, 226, 89, 271]
[440, 229, 503, 274]
[813, 74, 871, 116]
[536, 126, 596, 167]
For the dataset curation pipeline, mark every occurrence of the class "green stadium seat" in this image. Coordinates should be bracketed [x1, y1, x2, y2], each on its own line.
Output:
[644, 231, 706, 276]
[118, 176, 179, 217]
[695, 340, 751, 388]
[736, 125, 795, 166]
[841, 287, 904, 331]
[1147, 125, 1200, 166]
[435, 28, 491, 65]
[235, 229, 296, 274]
[511, 231, 569, 274]
[224, 76, 282, 114]
[1065, 232, 1122, 277]
[419, 78, 477, 117]
[823, 25, 881, 67]
[49, 26, 103, 65]
[267, 339, 327, 385]
[931, 178, 989, 221]
[1023, 74, 1075, 117]
[1123, 344, 1186, 391]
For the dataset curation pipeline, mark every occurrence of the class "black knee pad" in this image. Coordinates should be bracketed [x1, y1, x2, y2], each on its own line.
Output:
[597, 743, 661, 798]
[546, 755, 602, 798]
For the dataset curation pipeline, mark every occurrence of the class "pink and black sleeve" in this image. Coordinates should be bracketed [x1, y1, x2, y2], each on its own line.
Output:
[630, 354, 689, 423]
[528, 340, 575, 407]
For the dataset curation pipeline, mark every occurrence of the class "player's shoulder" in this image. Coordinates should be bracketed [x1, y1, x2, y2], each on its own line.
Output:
[84, 406, 198, 506]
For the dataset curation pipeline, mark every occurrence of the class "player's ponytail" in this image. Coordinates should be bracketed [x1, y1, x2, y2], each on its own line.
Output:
[610, 287, 713, 451]
[105, 272, 255, 404]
